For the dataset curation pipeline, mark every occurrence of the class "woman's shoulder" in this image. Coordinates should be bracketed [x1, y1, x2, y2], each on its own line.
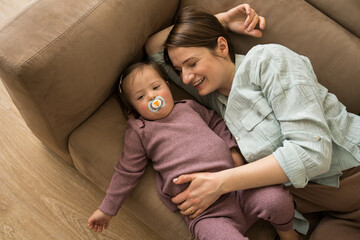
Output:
[247, 44, 294, 58]
[249, 43, 289, 52]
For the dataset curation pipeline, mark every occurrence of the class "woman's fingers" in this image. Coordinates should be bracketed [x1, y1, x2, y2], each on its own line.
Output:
[178, 206, 202, 218]
[242, 5, 265, 34]
[247, 14, 259, 32]
[240, 3, 251, 14]
[172, 174, 197, 204]
[172, 172, 222, 218]
[243, 9, 253, 28]
[259, 16, 266, 30]
[246, 13, 265, 38]
[190, 209, 203, 218]
[176, 196, 200, 211]
[173, 174, 195, 185]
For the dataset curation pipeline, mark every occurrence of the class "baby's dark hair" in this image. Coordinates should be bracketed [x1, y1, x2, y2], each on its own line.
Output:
[118, 61, 170, 119]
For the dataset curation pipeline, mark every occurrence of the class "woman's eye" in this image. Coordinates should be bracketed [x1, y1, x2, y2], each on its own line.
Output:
[190, 61, 197, 67]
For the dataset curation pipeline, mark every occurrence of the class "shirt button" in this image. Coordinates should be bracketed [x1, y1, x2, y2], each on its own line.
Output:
[315, 136, 321, 141]
[257, 111, 261, 117]
[245, 154, 250, 159]
[235, 136, 240, 141]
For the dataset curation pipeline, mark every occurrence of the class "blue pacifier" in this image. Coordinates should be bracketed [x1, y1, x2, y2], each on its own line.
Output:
[148, 96, 166, 112]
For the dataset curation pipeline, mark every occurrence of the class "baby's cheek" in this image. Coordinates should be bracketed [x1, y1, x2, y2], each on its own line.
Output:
[162, 91, 172, 102]
[140, 102, 150, 113]
[134, 102, 148, 116]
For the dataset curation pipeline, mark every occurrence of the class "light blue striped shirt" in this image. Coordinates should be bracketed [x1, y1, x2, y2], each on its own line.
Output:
[150, 44, 360, 189]
[150, 44, 360, 234]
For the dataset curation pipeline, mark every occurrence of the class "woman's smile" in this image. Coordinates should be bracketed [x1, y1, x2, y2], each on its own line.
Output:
[193, 77, 205, 87]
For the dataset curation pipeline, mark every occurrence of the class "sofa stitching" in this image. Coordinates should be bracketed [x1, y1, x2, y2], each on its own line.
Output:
[18, 0, 106, 76]
[0, 1, 42, 72]
[0, 0, 41, 36]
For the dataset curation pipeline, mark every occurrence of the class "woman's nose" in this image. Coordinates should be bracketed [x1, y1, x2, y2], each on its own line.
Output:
[182, 69, 195, 85]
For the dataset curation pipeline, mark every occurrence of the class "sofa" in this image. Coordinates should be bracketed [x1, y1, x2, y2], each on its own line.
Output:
[1, 0, 359, 239]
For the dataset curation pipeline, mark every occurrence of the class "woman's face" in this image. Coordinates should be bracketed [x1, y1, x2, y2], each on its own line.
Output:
[168, 42, 234, 96]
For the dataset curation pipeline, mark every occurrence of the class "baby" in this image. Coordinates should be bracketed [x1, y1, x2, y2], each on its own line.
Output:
[88, 61, 297, 240]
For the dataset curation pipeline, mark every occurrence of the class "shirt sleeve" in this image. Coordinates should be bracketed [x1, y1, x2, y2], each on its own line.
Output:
[249, 44, 333, 188]
[189, 100, 238, 150]
[99, 120, 148, 215]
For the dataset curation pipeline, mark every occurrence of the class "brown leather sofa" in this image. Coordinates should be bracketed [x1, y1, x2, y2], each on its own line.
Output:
[1, 0, 359, 239]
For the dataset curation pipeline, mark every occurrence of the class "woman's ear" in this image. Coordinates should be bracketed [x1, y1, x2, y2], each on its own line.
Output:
[216, 36, 229, 57]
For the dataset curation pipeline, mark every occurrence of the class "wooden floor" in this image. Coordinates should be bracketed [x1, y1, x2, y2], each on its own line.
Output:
[0, 1, 160, 240]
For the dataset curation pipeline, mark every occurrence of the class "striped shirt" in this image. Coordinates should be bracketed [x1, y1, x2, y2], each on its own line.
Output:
[149, 44, 360, 189]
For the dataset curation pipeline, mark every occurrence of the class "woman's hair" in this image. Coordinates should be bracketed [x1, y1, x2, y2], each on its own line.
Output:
[164, 7, 235, 64]
[118, 61, 170, 119]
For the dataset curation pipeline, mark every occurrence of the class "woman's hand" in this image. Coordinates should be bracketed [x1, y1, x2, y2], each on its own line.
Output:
[171, 172, 224, 218]
[88, 209, 112, 233]
[217, 4, 266, 38]
[172, 155, 290, 219]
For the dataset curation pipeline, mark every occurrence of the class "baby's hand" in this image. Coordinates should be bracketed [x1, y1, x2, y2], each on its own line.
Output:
[88, 209, 112, 233]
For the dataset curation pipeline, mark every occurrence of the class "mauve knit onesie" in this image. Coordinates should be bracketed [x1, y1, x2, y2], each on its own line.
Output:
[99, 100, 294, 240]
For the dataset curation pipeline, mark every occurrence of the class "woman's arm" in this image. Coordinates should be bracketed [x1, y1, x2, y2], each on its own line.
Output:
[145, 26, 173, 56]
[145, 4, 265, 56]
[173, 154, 289, 218]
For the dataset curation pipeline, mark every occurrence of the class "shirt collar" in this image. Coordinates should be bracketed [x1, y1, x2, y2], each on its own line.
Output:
[235, 54, 245, 73]
[216, 54, 245, 108]
[217, 93, 228, 106]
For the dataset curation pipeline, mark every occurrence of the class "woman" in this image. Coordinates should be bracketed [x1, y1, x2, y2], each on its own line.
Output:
[145, 4, 360, 240]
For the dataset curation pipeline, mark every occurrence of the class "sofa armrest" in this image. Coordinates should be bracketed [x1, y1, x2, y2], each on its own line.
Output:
[0, 0, 180, 164]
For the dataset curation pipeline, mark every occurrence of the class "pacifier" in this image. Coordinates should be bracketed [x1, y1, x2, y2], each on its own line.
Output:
[148, 96, 166, 112]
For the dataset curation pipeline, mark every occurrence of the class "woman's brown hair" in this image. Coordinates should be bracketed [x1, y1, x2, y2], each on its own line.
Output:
[164, 7, 235, 65]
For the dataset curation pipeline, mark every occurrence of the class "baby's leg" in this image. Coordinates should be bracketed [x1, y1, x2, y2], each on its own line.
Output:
[240, 185, 295, 233]
[193, 217, 248, 240]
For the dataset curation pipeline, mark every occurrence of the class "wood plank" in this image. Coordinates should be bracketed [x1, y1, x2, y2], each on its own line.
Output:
[0, 72, 161, 240]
